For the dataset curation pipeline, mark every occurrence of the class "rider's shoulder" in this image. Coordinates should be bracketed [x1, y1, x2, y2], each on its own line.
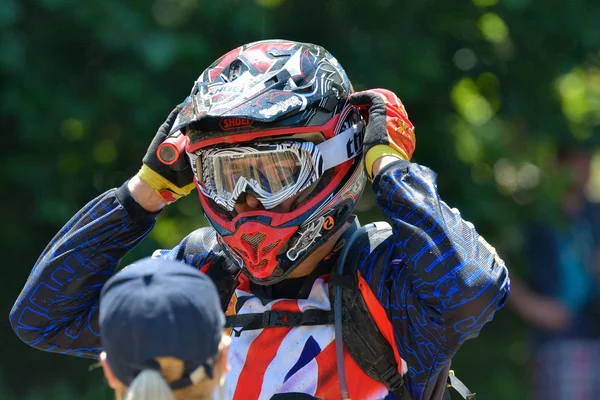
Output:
[181, 226, 221, 252]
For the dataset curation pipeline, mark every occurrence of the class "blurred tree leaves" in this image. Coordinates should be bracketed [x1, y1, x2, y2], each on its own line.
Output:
[1, 0, 599, 398]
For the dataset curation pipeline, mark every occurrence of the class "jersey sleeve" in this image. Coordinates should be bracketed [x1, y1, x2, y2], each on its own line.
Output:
[368, 160, 510, 397]
[9, 182, 158, 359]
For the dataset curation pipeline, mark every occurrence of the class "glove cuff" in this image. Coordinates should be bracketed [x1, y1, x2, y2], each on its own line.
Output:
[138, 164, 195, 204]
[365, 145, 407, 180]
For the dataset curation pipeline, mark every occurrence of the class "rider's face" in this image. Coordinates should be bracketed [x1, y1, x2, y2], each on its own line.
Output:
[233, 191, 302, 215]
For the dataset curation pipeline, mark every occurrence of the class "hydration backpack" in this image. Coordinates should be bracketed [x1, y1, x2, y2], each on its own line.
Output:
[194, 222, 475, 400]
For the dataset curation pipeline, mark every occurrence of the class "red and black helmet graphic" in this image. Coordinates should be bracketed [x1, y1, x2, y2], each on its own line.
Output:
[174, 39, 354, 148]
[176, 39, 366, 284]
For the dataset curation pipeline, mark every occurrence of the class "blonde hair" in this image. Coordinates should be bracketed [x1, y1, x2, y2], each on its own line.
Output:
[114, 335, 230, 400]
[122, 369, 175, 400]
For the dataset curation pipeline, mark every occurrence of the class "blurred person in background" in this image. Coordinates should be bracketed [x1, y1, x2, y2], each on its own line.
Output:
[99, 257, 231, 400]
[10, 40, 509, 400]
[509, 144, 600, 400]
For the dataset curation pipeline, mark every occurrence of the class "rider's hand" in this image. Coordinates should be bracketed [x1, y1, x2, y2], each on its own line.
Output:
[349, 89, 416, 179]
[137, 108, 195, 205]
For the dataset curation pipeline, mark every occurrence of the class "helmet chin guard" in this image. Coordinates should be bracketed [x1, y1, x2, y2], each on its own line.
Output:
[221, 221, 297, 280]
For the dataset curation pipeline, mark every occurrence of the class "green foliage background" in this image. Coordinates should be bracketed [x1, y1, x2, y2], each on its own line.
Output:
[1, 0, 599, 398]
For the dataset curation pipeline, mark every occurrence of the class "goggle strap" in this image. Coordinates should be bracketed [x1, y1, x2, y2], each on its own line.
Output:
[317, 122, 364, 171]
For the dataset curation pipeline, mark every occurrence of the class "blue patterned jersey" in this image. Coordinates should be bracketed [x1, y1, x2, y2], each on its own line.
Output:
[9, 160, 509, 400]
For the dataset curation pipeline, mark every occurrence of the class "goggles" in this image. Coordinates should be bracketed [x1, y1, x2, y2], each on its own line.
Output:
[190, 122, 364, 212]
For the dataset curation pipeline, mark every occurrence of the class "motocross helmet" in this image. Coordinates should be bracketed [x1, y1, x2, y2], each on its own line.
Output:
[175, 39, 366, 284]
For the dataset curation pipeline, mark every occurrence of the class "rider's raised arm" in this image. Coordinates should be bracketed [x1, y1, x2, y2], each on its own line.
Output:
[350, 87, 509, 362]
[9, 183, 157, 358]
[373, 159, 509, 381]
[9, 107, 197, 359]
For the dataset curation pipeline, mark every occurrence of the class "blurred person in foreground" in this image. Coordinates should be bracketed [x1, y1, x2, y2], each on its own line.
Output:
[99, 257, 231, 400]
[10, 39, 509, 400]
[509, 145, 600, 400]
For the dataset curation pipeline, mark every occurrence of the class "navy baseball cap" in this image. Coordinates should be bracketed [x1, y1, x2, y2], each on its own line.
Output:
[99, 257, 225, 389]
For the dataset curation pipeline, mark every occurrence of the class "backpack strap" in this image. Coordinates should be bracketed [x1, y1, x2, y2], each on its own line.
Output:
[448, 370, 477, 400]
[330, 222, 476, 400]
[225, 309, 334, 336]
[330, 221, 410, 399]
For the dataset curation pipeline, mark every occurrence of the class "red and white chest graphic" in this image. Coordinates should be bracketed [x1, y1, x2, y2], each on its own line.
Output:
[224, 277, 392, 400]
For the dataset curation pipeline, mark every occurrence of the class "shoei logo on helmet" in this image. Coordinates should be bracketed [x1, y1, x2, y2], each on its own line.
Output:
[346, 129, 364, 158]
[219, 117, 253, 131]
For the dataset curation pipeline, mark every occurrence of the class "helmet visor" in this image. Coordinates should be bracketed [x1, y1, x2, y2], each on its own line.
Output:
[194, 142, 323, 212]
